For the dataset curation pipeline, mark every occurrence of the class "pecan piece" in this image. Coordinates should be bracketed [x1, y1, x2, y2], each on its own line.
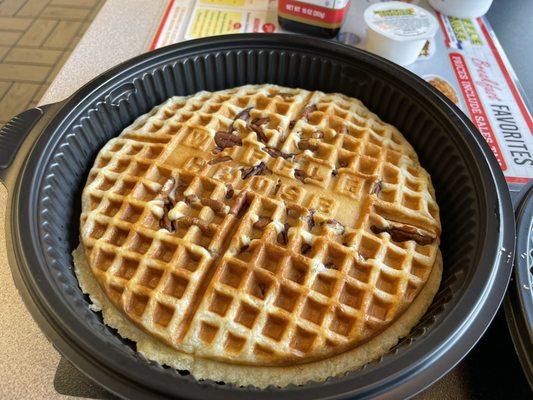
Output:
[235, 107, 252, 122]
[159, 200, 176, 232]
[252, 117, 270, 126]
[184, 194, 200, 205]
[208, 155, 232, 165]
[159, 218, 174, 232]
[250, 122, 268, 143]
[306, 210, 316, 230]
[159, 177, 177, 199]
[277, 223, 289, 245]
[214, 131, 242, 149]
[294, 169, 308, 183]
[240, 165, 256, 180]
[371, 180, 382, 195]
[323, 219, 345, 235]
[371, 224, 435, 245]
[230, 191, 248, 217]
[177, 216, 212, 235]
[288, 120, 296, 129]
[258, 163, 273, 176]
[201, 198, 228, 214]
[297, 139, 318, 152]
[301, 104, 317, 120]
[274, 179, 282, 195]
[225, 183, 234, 199]
[253, 216, 271, 229]
[158, 178, 179, 231]
[265, 146, 282, 158]
[230, 107, 253, 131]
[240, 161, 271, 179]
[264, 146, 293, 159]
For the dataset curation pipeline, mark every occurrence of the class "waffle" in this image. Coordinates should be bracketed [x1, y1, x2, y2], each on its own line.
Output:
[80, 84, 441, 368]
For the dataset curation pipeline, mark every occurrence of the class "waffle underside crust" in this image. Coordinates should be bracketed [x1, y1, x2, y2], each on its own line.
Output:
[80, 84, 442, 368]
[74, 245, 442, 388]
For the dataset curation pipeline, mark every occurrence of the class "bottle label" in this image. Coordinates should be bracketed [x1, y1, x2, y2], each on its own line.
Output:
[278, 0, 350, 29]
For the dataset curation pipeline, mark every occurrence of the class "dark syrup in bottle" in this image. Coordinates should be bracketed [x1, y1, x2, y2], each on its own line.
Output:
[277, 0, 349, 39]
[278, 16, 341, 39]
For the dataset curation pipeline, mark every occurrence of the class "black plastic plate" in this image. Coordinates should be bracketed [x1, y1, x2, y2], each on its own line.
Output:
[0, 34, 515, 400]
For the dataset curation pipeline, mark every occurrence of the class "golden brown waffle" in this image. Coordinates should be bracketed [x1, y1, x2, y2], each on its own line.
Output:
[80, 84, 441, 366]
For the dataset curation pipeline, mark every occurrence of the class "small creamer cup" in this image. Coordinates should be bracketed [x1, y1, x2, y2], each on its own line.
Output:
[364, 1, 438, 67]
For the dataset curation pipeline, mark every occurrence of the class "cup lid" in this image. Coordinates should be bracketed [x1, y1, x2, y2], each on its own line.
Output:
[364, 1, 439, 42]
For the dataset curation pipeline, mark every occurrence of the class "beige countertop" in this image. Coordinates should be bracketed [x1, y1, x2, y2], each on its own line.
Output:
[0, 1, 166, 398]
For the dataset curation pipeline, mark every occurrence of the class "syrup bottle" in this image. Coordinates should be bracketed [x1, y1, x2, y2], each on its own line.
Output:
[278, 0, 350, 39]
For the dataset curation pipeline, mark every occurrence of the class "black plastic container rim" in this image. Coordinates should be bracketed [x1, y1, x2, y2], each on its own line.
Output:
[505, 181, 533, 388]
[0, 34, 516, 399]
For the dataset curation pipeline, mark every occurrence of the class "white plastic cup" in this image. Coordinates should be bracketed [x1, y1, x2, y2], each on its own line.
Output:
[428, 0, 494, 19]
[364, 2, 439, 67]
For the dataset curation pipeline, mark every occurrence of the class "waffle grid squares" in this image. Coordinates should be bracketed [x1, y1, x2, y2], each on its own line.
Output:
[81, 84, 440, 366]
